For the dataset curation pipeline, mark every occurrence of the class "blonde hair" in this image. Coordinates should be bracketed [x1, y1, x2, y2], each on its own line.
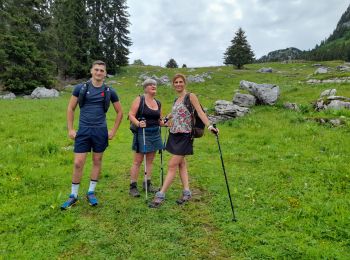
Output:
[172, 73, 187, 85]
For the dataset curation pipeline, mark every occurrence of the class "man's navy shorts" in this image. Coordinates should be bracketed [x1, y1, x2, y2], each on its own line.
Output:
[74, 127, 108, 153]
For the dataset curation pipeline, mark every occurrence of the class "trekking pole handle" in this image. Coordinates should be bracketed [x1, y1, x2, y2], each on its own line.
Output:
[139, 117, 146, 128]
[212, 124, 219, 135]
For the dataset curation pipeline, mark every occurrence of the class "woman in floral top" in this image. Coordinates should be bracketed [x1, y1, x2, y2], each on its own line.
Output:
[149, 73, 218, 208]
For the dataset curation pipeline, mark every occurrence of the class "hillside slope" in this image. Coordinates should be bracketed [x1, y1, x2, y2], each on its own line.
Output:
[0, 62, 349, 259]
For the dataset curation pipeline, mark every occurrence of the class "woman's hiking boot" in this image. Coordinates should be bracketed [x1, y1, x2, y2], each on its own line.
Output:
[143, 179, 159, 193]
[176, 190, 192, 205]
[129, 182, 140, 197]
[148, 191, 165, 208]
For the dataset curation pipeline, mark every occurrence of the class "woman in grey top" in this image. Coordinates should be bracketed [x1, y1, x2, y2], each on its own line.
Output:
[128, 79, 165, 197]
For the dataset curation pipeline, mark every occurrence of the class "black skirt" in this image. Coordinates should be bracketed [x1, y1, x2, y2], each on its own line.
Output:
[165, 132, 193, 155]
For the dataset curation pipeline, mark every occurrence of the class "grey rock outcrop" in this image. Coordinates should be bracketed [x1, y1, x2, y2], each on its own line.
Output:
[240, 80, 280, 105]
[336, 65, 350, 72]
[139, 74, 170, 86]
[307, 77, 350, 84]
[31, 87, 59, 99]
[187, 73, 212, 83]
[315, 94, 350, 111]
[283, 102, 300, 111]
[314, 67, 329, 74]
[329, 118, 342, 126]
[209, 100, 249, 123]
[320, 89, 337, 97]
[232, 93, 256, 107]
[311, 117, 344, 127]
[0, 92, 16, 99]
[215, 100, 249, 117]
[257, 67, 273, 73]
[327, 100, 350, 110]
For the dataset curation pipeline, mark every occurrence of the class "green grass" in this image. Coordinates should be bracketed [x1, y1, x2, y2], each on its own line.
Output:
[1, 61, 350, 259]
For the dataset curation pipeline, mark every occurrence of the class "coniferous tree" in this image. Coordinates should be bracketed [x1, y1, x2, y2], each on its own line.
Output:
[87, 0, 104, 61]
[100, 0, 132, 74]
[223, 28, 254, 69]
[0, 0, 54, 93]
[166, 58, 178, 68]
[53, 0, 90, 78]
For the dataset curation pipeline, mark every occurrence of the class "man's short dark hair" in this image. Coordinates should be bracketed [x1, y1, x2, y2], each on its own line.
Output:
[92, 60, 106, 68]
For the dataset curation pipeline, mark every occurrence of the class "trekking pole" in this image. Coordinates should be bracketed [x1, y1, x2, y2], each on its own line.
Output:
[159, 127, 168, 186]
[159, 127, 164, 187]
[213, 124, 237, 222]
[142, 119, 148, 202]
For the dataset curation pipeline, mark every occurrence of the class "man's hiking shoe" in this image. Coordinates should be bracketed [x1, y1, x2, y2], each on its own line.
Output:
[148, 192, 165, 208]
[86, 191, 98, 206]
[176, 190, 192, 205]
[143, 180, 159, 193]
[129, 182, 140, 197]
[61, 194, 78, 210]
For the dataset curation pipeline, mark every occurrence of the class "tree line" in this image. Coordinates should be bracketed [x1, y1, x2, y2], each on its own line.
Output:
[0, 0, 131, 93]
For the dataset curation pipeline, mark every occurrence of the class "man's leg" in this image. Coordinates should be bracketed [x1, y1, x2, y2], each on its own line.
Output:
[89, 152, 103, 191]
[86, 152, 103, 206]
[61, 152, 88, 210]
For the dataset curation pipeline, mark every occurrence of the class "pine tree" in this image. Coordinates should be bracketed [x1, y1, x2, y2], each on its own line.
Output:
[0, 0, 54, 93]
[100, 0, 132, 74]
[223, 28, 254, 69]
[87, 0, 104, 61]
[166, 58, 178, 68]
[53, 0, 90, 79]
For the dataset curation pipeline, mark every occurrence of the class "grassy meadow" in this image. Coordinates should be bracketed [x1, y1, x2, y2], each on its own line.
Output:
[1, 61, 350, 259]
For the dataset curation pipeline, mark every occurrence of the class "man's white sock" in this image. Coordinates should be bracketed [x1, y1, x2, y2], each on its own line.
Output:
[71, 183, 80, 198]
[88, 180, 98, 192]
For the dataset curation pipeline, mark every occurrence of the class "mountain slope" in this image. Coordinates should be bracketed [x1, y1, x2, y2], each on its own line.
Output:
[258, 47, 302, 62]
[259, 4, 350, 62]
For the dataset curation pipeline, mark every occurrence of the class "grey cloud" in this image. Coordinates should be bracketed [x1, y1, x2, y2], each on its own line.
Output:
[128, 0, 349, 66]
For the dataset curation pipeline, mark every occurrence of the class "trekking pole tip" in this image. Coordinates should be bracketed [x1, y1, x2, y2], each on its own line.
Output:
[232, 218, 237, 222]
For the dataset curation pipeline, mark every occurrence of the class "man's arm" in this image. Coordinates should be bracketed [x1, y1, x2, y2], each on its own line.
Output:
[108, 101, 123, 140]
[67, 96, 78, 140]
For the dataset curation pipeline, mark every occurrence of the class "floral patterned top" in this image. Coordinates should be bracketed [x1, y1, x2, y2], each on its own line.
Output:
[170, 99, 192, 134]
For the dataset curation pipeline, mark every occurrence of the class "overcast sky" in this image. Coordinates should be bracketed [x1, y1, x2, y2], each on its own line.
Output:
[127, 0, 349, 67]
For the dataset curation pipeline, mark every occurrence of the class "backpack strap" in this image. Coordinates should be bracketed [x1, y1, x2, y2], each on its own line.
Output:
[78, 81, 90, 108]
[184, 93, 195, 139]
[155, 98, 161, 111]
[103, 84, 111, 113]
[136, 95, 145, 119]
[184, 92, 193, 114]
